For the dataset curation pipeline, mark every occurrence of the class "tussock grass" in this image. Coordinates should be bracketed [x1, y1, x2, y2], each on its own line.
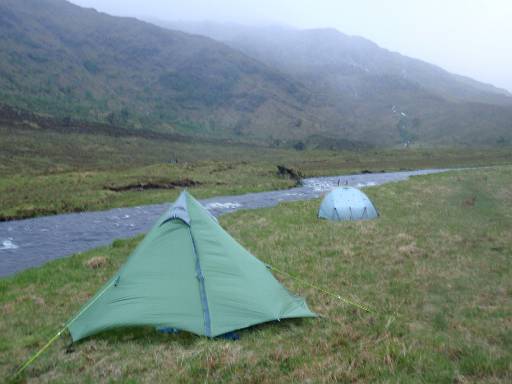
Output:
[1, 166, 511, 382]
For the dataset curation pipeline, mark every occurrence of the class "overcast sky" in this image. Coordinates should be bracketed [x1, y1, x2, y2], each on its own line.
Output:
[70, 0, 512, 92]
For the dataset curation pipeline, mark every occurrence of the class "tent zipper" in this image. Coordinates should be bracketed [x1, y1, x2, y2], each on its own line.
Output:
[188, 227, 212, 337]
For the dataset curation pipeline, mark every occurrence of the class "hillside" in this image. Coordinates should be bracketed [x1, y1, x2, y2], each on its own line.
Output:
[155, 21, 512, 146]
[0, 0, 326, 140]
[0, 1, 511, 147]
[163, 22, 512, 105]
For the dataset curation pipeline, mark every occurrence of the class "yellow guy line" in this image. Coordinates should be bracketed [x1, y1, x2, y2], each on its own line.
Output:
[268, 264, 372, 313]
[13, 277, 117, 379]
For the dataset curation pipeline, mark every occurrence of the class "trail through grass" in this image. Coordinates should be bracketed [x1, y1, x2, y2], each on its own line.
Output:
[1, 166, 511, 382]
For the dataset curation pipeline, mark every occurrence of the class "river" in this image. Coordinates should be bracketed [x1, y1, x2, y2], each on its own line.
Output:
[0, 169, 449, 277]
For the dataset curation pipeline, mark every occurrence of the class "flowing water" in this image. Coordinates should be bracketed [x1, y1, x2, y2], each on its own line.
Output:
[0, 169, 449, 277]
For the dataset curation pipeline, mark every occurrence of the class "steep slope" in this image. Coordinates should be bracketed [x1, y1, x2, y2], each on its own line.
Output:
[0, 0, 324, 140]
[154, 21, 512, 147]
[1, 1, 511, 147]
[164, 22, 512, 105]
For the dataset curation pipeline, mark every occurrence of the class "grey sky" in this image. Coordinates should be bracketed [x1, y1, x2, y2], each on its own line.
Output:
[70, 0, 512, 91]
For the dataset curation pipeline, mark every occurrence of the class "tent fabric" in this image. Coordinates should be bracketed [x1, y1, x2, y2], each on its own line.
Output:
[318, 187, 378, 221]
[68, 191, 316, 341]
[165, 191, 190, 224]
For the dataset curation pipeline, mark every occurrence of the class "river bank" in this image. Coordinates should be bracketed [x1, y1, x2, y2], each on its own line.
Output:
[0, 168, 449, 277]
[2, 165, 510, 382]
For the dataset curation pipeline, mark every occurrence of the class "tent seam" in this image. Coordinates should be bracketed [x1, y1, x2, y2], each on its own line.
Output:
[188, 227, 212, 337]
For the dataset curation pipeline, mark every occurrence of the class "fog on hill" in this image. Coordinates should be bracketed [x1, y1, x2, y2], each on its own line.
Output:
[69, 0, 512, 93]
[2, 0, 512, 148]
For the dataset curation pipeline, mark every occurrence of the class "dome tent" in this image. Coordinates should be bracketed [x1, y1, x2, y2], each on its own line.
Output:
[68, 191, 316, 341]
[318, 187, 378, 221]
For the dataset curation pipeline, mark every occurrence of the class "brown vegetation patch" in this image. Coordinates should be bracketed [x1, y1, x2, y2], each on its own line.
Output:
[86, 256, 108, 269]
[463, 195, 477, 207]
[396, 232, 414, 242]
[276, 165, 303, 181]
[398, 242, 425, 257]
[439, 230, 463, 244]
[2, 302, 15, 314]
[105, 178, 200, 192]
[355, 221, 376, 235]
[33, 296, 45, 306]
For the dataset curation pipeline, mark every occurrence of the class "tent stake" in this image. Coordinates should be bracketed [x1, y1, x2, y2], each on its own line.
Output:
[13, 326, 67, 378]
[13, 277, 117, 379]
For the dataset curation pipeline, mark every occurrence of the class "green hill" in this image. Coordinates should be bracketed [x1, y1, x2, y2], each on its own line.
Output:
[1, 1, 512, 147]
[156, 21, 512, 147]
[0, 0, 325, 140]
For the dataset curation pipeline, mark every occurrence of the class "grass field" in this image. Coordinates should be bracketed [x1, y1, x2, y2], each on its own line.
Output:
[1, 165, 511, 383]
[0, 162, 297, 221]
[2, 124, 512, 220]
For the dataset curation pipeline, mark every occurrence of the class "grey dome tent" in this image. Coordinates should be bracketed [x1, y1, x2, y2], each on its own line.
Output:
[318, 187, 378, 221]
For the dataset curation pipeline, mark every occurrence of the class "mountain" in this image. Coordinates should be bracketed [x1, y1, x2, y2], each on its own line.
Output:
[0, 0, 327, 140]
[153, 21, 512, 146]
[0, 1, 511, 148]
[161, 22, 512, 105]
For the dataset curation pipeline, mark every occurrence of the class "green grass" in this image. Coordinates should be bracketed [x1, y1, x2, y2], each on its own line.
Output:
[1, 166, 511, 382]
[0, 162, 297, 220]
[4, 125, 512, 178]
[2, 124, 512, 220]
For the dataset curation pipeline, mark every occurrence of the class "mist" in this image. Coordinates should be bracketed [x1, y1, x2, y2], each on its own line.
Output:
[69, 0, 512, 92]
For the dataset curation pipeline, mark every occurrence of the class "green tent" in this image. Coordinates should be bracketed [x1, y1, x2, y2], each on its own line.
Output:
[68, 191, 316, 341]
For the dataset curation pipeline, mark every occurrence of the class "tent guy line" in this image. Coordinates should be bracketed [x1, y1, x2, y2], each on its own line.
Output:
[15, 191, 319, 377]
[14, 277, 118, 378]
[268, 264, 372, 313]
[13, 261, 372, 380]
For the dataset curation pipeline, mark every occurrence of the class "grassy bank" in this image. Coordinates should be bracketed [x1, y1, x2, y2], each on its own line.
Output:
[0, 162, 298, 221]
[2, 124, 512, 220]
[1, 165, 511, 382]
[4, 124, 512, 178]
